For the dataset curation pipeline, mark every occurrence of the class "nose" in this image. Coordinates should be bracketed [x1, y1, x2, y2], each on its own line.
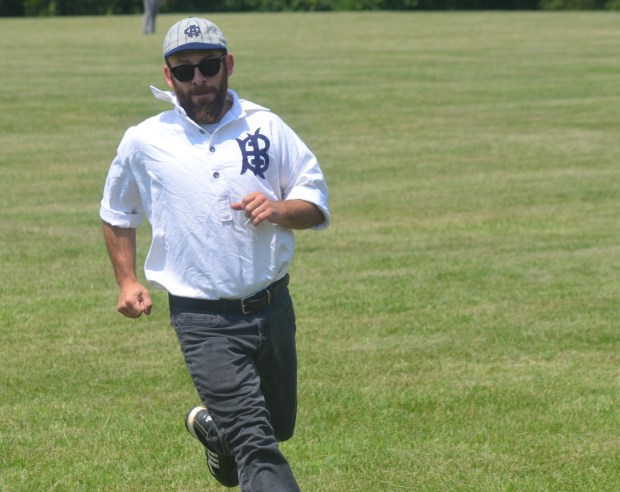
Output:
[191, 66, 204, 83]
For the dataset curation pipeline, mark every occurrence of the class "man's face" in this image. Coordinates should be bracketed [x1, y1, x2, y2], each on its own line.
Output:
[164, 50, 234, 125]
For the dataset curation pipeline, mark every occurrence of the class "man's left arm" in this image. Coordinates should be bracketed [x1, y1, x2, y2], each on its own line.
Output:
[231, 192, 325, 229]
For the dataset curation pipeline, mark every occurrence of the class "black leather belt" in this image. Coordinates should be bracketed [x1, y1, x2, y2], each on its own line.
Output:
[168, 274, 289, 315]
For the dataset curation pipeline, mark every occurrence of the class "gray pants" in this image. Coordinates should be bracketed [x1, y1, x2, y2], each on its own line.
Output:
[142, 0, 160, 34]
[170, 289, 300, 492]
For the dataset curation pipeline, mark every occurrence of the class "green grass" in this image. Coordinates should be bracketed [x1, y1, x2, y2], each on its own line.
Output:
[1, 11, 619, 491]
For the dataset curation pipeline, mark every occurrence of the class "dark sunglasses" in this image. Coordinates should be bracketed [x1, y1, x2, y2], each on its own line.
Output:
[169, 55, 226, 83]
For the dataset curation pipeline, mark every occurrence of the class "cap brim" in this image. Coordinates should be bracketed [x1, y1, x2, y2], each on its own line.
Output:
[165, 42, 227, 58]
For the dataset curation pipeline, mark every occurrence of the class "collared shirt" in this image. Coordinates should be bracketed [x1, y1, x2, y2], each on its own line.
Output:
[100, 87, 330, 300]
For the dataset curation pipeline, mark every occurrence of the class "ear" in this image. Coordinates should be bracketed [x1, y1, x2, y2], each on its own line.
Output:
[163, 64, 174, 89]
[225, 54, 235, 77]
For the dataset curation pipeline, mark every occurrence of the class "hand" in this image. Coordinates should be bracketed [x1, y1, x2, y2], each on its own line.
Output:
[116, 281, 153, 319]
[231, 192, 282, 226]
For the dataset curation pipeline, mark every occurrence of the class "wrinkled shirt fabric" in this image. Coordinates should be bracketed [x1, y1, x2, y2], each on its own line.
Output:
[100, 87, 330, 299]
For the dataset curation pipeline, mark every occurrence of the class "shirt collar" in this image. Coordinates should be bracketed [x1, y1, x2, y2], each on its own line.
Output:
[149, 85, 244, 129]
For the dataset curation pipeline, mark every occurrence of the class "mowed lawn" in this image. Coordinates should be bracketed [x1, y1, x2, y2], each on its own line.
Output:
[1, 11, 619, 491]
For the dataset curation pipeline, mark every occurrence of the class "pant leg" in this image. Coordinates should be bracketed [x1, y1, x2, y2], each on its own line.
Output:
[240, 290, 300, 490]
[142, 0, 158, 33]
[257, 289, 298, 442]
[170, 295, 300, 492]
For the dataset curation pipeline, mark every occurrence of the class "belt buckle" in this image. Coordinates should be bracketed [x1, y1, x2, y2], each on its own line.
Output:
[241, 295, 252, 315]
[240, 289, 271, 315]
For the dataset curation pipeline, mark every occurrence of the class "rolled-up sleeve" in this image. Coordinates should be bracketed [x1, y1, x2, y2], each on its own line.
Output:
[284, 152, 330, 230]
[278, 123, 330, 230]
[100, 148, 144, 228]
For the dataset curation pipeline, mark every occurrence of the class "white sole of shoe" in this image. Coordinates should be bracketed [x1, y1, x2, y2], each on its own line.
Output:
[186, 406, 206, 441]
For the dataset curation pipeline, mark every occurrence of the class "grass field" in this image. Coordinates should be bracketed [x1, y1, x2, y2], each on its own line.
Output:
[1, 11, 619, 491]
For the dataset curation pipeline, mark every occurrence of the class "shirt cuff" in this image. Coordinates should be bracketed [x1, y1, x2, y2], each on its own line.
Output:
[100, 204, 144, 228]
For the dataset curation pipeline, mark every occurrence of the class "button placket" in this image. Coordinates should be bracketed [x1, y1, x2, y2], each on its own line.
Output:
[208, 140, 220, 180]
[207, 139, 230, 222]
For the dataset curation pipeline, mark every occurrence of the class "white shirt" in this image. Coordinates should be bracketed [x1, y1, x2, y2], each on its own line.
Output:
[100, 87, 330, 300]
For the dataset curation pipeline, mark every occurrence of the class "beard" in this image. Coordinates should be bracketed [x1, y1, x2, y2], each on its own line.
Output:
[175, 78, 229, 125]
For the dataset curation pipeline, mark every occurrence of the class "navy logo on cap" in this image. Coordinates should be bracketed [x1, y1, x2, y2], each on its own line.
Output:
[184, 25, 201, 38]
[237, 128, 270, 179]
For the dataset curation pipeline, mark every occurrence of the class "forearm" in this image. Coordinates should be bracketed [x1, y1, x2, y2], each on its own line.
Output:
[273, 199, 325, 230]
[102, 221, 153, 318]
[231, 193, 325, 229]
[102, 221, 139, 286]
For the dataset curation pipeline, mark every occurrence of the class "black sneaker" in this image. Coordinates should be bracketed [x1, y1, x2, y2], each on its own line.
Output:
[184, 407, 239, 488]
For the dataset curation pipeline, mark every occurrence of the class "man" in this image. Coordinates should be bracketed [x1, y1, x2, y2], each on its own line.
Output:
[100, 17, 329, 491]
[142, 0, 160, 34]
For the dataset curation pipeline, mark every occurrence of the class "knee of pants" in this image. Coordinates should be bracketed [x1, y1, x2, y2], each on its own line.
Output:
[274, 427, 294, 442]
[272, 411, 296, 442]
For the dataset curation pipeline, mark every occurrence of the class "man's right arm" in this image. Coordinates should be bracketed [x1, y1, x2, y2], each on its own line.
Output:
[102, 221, 152, 318]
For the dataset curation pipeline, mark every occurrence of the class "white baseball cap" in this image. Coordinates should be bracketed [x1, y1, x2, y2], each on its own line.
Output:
[163, 17, 227, 58]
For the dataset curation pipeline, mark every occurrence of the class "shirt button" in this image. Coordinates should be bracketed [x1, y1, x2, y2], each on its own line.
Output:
[213, 172, 220, 179]
[209, 146, 216, 152]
